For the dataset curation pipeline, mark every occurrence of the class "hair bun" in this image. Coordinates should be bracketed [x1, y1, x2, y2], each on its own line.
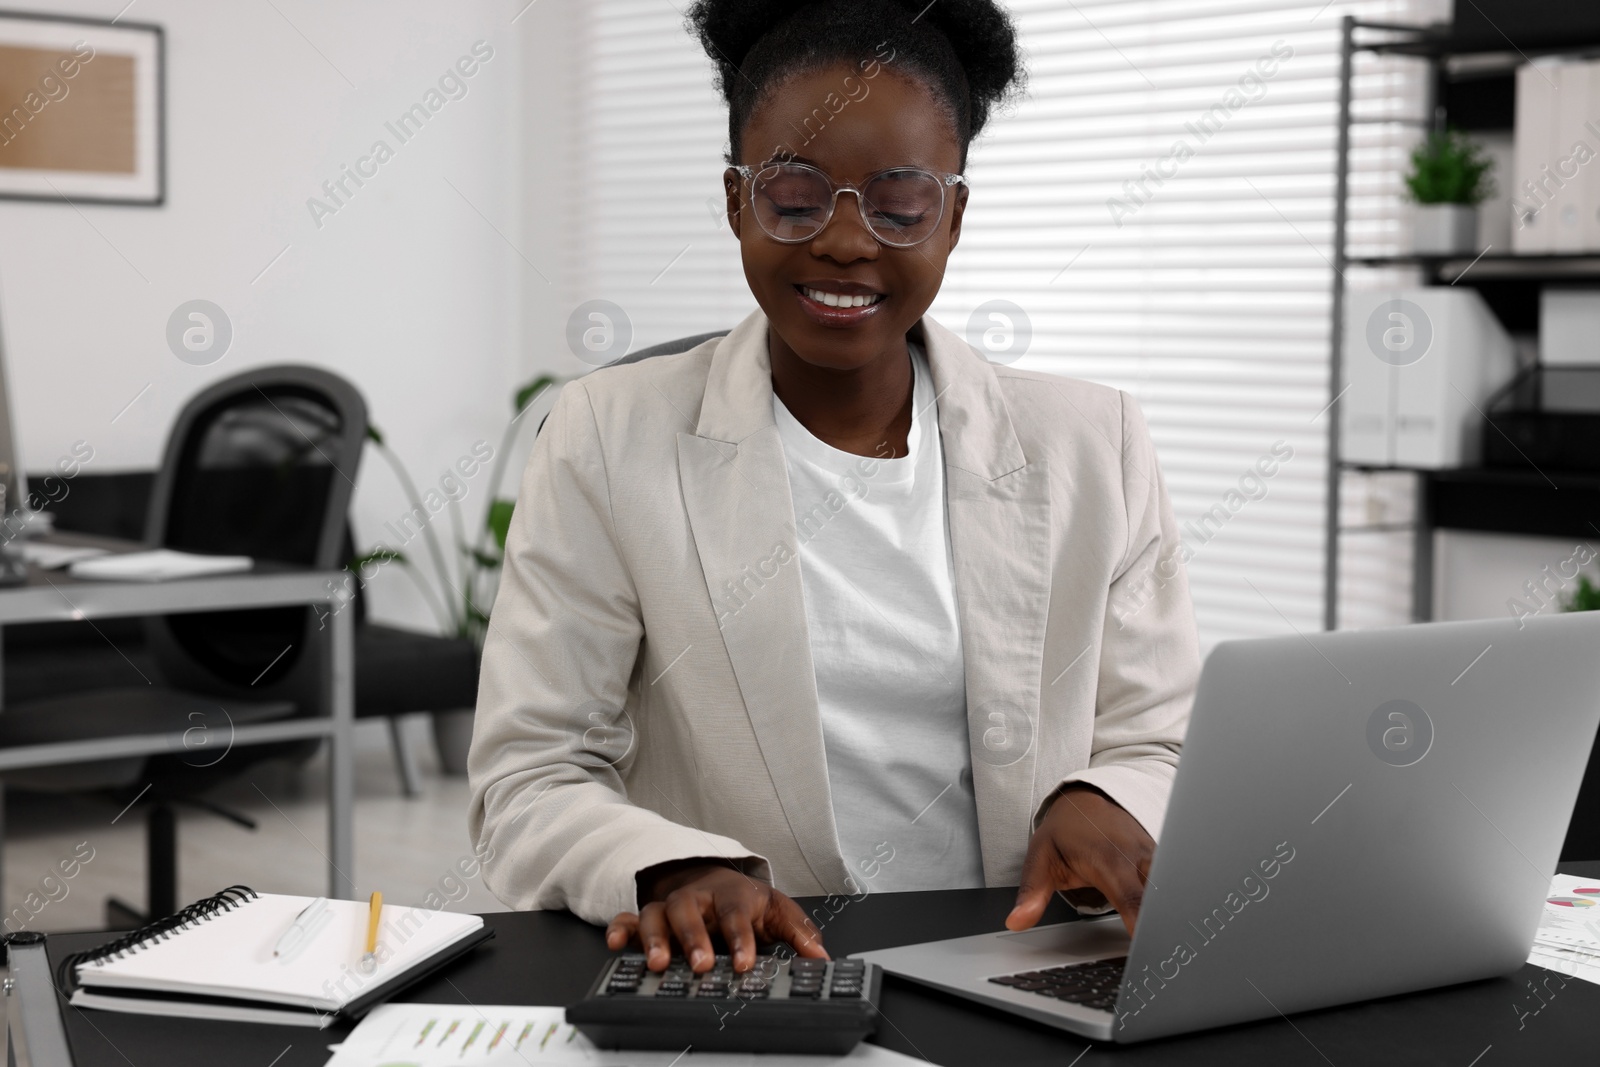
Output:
[687, 0, 1024, 158]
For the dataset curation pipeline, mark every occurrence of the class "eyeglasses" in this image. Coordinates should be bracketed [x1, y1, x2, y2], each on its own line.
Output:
[732, 161, 967, 249]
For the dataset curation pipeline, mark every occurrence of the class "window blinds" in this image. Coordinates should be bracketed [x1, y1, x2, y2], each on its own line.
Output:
[563, 0, 1439, 650]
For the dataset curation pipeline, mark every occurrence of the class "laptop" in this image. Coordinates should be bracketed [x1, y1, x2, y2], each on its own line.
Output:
[852, 611, 1600, 1043]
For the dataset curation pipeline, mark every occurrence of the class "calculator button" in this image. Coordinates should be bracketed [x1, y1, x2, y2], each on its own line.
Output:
[828, 986, 862, 998]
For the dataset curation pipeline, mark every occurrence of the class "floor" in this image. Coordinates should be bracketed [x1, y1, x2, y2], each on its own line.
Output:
[0, 716, 501, 933]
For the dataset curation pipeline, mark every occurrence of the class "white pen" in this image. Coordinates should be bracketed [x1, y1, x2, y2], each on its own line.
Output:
[273, 897, 330, 958]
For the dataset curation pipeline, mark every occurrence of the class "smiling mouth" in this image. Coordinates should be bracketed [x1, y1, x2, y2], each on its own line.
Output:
[798, 286, 886, 309]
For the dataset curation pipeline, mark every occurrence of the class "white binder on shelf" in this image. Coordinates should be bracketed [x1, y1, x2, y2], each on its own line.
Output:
[1512, 60, 1560, 254]
[1341, 288, 1515, 469]
[1552, 62, 1591, 253]
[1586, 66, 1600, 251]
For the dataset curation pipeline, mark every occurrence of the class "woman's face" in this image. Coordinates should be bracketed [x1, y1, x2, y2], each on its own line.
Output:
[726, 63, 967, 371]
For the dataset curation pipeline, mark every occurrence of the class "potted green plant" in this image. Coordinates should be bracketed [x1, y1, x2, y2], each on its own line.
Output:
[361, 373, 563, 774]
[1405, 128, 1496, 255]
[1562, 573, 1600, 614]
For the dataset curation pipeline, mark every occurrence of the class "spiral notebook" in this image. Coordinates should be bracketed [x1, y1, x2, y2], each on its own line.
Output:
[62, 887, 493, 1029]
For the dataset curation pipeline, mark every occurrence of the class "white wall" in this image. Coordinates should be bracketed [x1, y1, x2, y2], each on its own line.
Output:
[0, 0, 568, 630]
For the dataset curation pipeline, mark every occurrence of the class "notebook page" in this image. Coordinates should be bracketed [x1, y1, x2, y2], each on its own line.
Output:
[77, 894, 484, 1010]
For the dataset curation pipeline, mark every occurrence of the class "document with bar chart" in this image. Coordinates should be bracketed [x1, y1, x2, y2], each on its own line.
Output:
[323, 1003, 924, 1067]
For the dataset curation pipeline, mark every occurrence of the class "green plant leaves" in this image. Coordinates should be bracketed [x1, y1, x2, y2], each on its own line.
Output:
[487, 498, 515, 550]
[359, 370, 562, 646]
[1563, 574, 1600, 613]
[515, 375, 559, 416]
[1405, 129, 1495, 205]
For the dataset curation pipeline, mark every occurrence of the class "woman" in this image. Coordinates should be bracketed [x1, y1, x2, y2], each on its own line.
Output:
[468, 0, 1199, 976]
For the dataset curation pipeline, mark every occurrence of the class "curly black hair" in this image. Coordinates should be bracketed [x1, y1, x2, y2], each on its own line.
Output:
[685, 0, 1025, 168]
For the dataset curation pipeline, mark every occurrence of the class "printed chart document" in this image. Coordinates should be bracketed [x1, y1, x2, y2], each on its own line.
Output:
[1526, 873, 1600, 986]
[324, 1004, 924, 1067]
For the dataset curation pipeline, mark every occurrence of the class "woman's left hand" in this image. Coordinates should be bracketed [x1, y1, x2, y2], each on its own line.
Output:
[1004, 785, 1154, 938]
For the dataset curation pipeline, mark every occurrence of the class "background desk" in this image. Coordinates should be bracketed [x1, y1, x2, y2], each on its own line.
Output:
[0, 546, 356, 899]
[48, 862, 1600, 1065]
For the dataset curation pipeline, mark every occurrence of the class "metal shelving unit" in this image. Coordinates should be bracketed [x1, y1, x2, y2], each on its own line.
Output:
[1323, 15, 1600, 630]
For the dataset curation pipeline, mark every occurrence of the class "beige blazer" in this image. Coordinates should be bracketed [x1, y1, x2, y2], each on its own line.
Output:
[468, 308, 1200, 925]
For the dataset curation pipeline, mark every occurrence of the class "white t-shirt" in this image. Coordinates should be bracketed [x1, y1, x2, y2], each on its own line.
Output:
[772, 341, 985, 894]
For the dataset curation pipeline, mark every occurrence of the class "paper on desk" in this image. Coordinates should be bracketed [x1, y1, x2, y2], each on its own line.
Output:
[323, 1004, 924, 1067]
[1526, 873, 1600, 986]
[18, 542, 109, 570]
[68, 549, 252, 582]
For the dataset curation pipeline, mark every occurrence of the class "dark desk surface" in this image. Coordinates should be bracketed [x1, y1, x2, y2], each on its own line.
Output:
[49, 862, 1600, 1066]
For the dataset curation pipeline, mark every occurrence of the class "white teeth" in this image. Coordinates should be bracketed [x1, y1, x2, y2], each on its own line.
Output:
[803, 287, 882, 309]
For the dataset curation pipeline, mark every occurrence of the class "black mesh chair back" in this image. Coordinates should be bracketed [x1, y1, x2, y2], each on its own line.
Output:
[143, 366, 366, 698]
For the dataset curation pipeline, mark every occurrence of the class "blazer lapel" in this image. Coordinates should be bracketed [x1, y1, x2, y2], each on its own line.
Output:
[678, 310, 852, 892]
[920, 318, 1055, 887]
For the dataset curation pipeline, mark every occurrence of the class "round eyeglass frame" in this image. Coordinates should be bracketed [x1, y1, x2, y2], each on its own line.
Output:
[731, 161, 968, 249]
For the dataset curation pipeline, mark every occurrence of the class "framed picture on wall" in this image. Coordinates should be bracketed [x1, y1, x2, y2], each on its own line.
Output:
[0, 10, 164, 205]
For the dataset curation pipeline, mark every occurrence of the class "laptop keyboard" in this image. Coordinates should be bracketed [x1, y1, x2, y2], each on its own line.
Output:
[987, 956, 1127, 1012]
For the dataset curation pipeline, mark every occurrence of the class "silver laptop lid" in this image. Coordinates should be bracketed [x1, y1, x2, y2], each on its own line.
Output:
[1116, 610, 1600, 1041]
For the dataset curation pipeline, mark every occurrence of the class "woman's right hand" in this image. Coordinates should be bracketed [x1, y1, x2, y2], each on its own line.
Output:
[604, 860, 828, 973]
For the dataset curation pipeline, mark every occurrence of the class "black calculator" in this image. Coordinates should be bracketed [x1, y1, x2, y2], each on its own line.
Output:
[565, 952, 881, 1054]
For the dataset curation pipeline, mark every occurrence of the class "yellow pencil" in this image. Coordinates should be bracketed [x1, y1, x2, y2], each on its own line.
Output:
[358, 891, 383, 973]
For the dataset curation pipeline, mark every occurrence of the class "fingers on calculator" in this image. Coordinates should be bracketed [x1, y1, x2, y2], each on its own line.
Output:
[601, 901, 826, 974]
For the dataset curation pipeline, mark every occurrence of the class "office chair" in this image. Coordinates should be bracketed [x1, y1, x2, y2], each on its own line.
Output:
[0, 365, 366, 924]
